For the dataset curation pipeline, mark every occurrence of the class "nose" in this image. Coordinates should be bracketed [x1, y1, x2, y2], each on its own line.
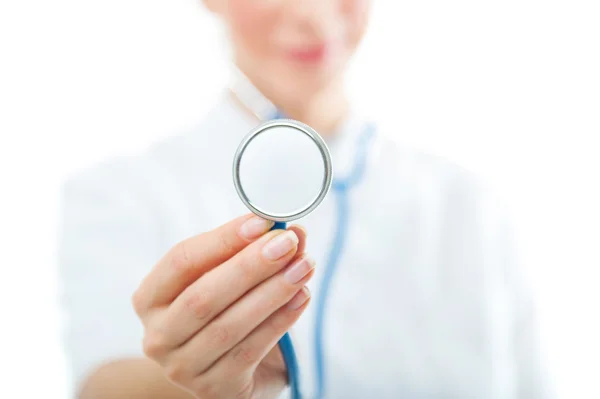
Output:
[287, 0, 340, 39]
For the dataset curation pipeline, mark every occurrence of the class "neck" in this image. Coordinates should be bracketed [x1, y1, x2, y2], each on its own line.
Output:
[273, 81, 349, 137]
[234, 68, 349, 137]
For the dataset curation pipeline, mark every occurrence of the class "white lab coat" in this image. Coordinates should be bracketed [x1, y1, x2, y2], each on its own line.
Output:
[58, 90, 552, 398]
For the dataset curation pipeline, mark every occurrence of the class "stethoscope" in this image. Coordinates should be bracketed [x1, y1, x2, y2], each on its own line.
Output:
[230, 75, 375, 399]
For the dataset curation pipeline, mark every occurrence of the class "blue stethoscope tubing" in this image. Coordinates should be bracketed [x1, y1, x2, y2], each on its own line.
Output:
[269, 111, 376, 399]
[312, 123, 375, 399]
[271, 221, 302, 399]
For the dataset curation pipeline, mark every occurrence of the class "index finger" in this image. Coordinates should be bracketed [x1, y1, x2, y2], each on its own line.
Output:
[134, 214, 275, 313]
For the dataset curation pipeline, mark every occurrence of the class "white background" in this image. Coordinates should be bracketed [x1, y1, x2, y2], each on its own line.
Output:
[1, 0, 599, 398]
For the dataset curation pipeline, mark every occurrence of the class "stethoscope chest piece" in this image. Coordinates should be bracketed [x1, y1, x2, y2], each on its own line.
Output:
[232, 119, 333, 223]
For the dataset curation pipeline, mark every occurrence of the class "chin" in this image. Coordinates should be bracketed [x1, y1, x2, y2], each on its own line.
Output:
[281, 60, 344, 92]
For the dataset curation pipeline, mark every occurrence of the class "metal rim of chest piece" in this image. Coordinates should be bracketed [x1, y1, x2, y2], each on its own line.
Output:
[232, 119, 333, 223]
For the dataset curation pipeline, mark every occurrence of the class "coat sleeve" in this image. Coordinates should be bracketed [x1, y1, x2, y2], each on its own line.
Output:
[57, 161, 163, 396]
[480, 186, 556, 399]
[504, 226, 555, 399]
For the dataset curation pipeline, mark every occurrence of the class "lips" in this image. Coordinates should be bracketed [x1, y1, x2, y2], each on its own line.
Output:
[287, 44, 329, 63]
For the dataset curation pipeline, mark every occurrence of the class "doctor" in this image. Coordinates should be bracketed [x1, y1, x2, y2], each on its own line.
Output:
[59, 0, 552, 398]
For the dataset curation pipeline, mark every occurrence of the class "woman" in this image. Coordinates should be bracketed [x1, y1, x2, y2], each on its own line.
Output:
[59, 0, 551, 398]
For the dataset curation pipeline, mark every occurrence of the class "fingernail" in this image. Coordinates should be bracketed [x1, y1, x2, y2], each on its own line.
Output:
[287, 286, 311, 310]
[239, 216, 274, 240]
[262, 230, 298, 260]
[284, 255, 315, 284]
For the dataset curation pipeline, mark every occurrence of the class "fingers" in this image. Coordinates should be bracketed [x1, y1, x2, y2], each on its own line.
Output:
[158, 227, 307, 347]
[200, 285, 311, 386]
[170, 255, 316, 375]
[287, 225, 307, 257]
[133, 214, 274, 314]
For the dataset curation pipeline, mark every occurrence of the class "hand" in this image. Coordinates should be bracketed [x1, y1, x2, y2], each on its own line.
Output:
[132, 214, 315, 399]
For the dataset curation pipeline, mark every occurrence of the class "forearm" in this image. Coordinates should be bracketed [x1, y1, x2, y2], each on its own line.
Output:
[78, 358, 194, 399]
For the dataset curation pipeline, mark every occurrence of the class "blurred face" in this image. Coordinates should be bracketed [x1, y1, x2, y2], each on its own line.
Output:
[211, 0, 370, 103]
